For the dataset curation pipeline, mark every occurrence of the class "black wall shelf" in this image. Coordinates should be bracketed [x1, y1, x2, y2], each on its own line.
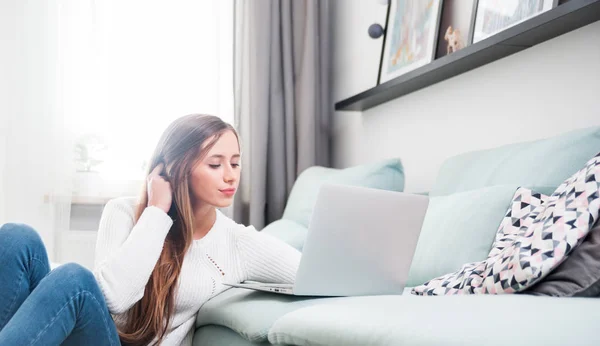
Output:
[335, 0, 600, 112]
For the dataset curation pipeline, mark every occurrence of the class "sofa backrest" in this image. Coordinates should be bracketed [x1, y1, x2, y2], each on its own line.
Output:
[430, 126, 600, 197]
[282, 158, 405, 228]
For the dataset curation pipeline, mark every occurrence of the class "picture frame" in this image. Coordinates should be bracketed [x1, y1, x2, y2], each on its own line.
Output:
[378, 0, 444, 84]
[435, 0, 477, 59]
[471, 0, 559, 44]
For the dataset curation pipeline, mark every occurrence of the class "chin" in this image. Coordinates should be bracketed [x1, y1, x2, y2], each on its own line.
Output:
[213, 198, 234, 209]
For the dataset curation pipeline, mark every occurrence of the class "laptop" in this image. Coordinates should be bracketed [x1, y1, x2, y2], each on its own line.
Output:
[224, 183, 429, 296]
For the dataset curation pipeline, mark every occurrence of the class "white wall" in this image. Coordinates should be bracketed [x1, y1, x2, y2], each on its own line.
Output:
[331, 0, 600, 193]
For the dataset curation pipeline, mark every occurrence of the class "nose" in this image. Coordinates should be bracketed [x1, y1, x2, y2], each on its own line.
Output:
[223, 164, 235, 183]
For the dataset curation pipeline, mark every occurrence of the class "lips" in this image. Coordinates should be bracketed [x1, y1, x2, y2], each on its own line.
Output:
[220, 188, 236, 196]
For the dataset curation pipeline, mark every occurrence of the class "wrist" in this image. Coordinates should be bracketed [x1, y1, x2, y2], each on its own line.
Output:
[148, 202, 170, 214]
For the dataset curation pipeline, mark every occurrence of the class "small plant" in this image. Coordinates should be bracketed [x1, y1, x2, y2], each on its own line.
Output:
[74, 134, 107, 172]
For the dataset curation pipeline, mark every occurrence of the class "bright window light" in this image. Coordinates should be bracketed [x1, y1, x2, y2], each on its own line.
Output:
[62, 0, 233, 185]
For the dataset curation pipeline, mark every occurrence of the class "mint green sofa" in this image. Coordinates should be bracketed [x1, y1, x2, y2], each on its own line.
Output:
[192, 126, 600, 346]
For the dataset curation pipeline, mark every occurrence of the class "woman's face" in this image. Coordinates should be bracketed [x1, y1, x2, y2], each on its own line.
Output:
[189, 130, 241, 208]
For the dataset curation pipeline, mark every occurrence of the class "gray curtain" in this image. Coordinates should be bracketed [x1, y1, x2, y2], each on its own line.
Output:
[233, 0, 332, 229]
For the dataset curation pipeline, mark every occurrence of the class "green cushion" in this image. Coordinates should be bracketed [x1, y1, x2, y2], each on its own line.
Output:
[282, 159, 404, 227]
[407, 185, 532, 287]
[261, 219, 307, 251]
[195, 287, 333, 343]
[268, 294, 600, 346]
[193, 325, 269, 346]
[431, 126, 600, 196]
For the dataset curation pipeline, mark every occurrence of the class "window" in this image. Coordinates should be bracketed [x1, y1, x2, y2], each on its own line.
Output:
[61, 0, 233, 194]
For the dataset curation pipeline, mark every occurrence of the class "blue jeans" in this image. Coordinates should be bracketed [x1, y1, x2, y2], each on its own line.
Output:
[0, 223, 121, 345]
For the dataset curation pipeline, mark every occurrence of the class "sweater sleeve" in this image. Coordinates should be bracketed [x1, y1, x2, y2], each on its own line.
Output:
[235, 226, 301, 284]
[93, 199, 173, 314]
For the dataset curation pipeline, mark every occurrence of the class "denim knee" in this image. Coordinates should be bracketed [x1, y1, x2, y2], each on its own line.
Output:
[51, 263, 101, 293]
[0, 223, 47, 258]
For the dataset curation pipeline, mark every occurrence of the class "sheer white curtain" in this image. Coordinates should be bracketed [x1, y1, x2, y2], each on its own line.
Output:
[0, 0, 73, 262]
[0, 0, 233, 261]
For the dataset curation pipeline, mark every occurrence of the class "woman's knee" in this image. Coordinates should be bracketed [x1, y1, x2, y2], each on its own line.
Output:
[51, 263, 100, 292]
[0, 223, 47, 256]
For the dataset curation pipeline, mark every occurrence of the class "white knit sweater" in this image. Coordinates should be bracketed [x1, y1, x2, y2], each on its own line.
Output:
[93, 197, 301, 346]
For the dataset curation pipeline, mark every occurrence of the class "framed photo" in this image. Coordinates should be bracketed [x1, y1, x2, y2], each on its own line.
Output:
[435, 0, 477, 59]
[378, 0, 443, 84]
[471, 0, 558, 44]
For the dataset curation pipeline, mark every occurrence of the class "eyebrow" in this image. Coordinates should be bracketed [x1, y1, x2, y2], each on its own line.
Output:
[208, 154, 241, 159]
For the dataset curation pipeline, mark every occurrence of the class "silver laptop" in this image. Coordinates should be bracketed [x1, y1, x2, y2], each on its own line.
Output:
[224, 183, 429, 296]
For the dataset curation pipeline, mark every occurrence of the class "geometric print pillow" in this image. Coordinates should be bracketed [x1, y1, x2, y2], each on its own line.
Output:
[412, 152, 600, 296]
[488, 187, 549, 258]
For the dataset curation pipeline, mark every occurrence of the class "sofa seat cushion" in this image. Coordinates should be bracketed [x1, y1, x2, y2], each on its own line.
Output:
[193, 325, 269, 346]
[195, 287, 337, 343]
[261, 219, 307, 251]
[431, 126, 600, 196]
[268, 295, 600, 346]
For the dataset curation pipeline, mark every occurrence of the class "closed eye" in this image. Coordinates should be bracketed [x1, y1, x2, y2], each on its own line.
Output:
[209, 163, 240, 169]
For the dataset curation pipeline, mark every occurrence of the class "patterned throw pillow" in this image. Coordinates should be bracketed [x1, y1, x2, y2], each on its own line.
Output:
[488, 187, 549, 258]
[412, 152, 600, 296]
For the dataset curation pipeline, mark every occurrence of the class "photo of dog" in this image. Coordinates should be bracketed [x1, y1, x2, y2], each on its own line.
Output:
[435, 0, 476, 58]
[444, 25, 465, 54]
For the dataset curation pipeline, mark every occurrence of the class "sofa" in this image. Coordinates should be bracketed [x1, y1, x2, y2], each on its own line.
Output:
[192, 126, 600, 346]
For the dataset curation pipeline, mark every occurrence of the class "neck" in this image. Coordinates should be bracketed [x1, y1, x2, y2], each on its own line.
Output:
[192, 204, 217, 240]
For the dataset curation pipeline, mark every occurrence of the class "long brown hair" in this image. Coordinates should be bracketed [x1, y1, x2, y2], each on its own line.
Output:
[118, 114, 238, 346]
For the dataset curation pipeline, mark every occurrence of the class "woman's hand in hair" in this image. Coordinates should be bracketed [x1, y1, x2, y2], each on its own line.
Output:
[147, 163, 173, 213]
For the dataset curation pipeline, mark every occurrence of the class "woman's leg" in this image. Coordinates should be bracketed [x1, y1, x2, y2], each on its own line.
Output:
[0, 223, 50, 329]
[0, 263, 121, 345]
[0, 225, 120, 345]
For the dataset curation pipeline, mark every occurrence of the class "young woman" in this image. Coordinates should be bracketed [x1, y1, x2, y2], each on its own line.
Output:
[0, 114, 301, 345]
